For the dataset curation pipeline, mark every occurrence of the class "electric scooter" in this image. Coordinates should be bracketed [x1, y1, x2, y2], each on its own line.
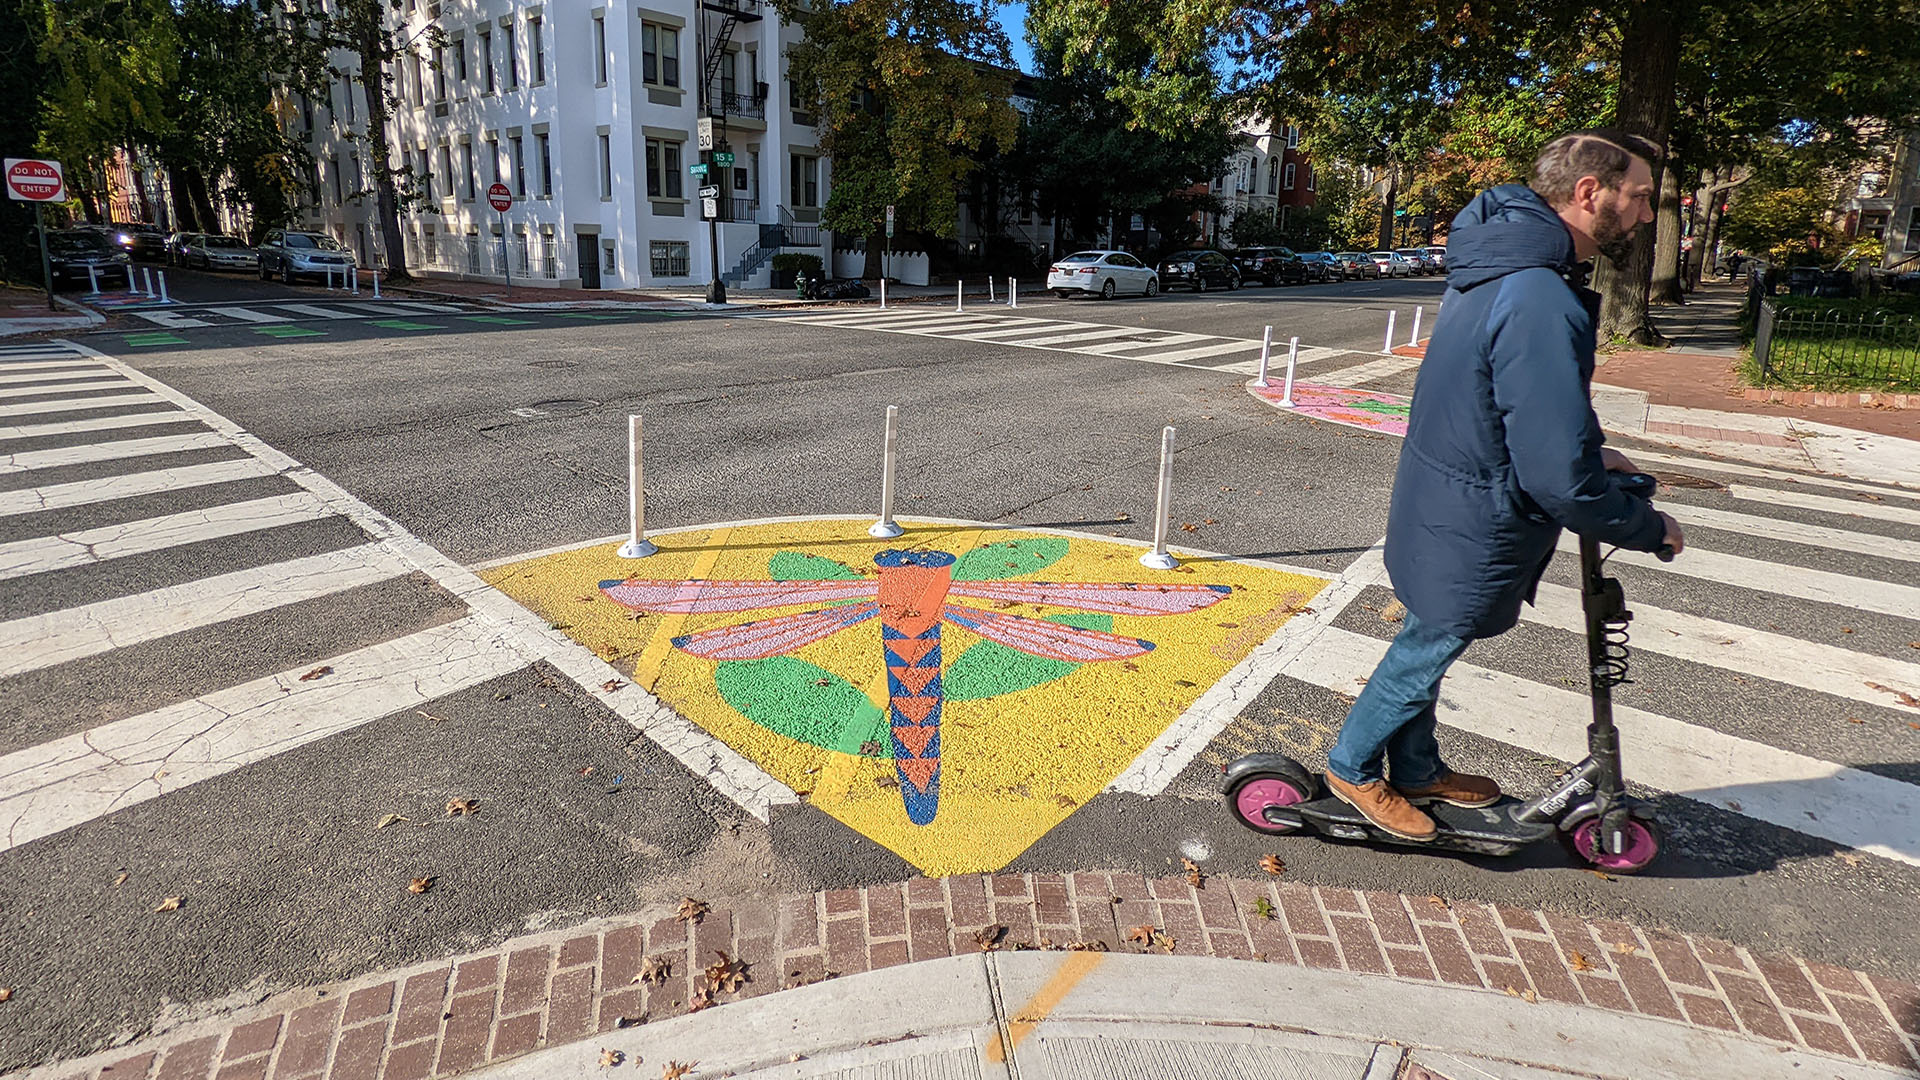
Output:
[1222, 473, 1674, 873]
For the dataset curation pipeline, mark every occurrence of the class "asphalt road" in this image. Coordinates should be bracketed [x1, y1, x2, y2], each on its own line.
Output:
[4, 279, 1917, 1071]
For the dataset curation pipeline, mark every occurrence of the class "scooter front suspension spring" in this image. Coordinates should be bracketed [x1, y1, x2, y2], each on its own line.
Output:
[1594, 613, 1633, 689]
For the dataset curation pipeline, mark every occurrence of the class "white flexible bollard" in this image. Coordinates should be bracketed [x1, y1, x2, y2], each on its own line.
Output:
[869, 404, 904, 539]
[1008, 276, 1017, 308]
[1281, 336, 1300, 407]
[957, 280, 964, 313]
[372, 271, 381, 299]
[157, 270, 169, 304]
[351, 268, 360, 295]
[1139, 426, 1179, 570]
[988, 276, 996, 303]
[87, 266, 99, 294]
[1384, 310, 1397, 354]
[1254, 324, 1274, 386]
[617, 414, 657, 558]
[141, 267, 153, 296]
[879, 277, 887, 309]
[1410, 306, 1423, 347]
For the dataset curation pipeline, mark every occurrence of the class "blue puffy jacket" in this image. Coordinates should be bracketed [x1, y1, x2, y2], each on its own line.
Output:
[1385, 184, 1666, 640]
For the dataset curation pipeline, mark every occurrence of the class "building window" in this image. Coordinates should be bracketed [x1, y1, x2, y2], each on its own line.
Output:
[479, 29, 494, 92]
[1286, 124, 1300, 149]
[642, 22, 679, 87]
[462, 141, 477, 199]
[1283, 162, 1296, 190]
[719, 49, 735, 99]
[537, 133, 552, 195]
[1306, 165, 1316, 192]
[452, 38, 467, 82]
[343, 76, 356, 122]
[504, 21, 519, 89]
[790, 153, 818, 208]
[433, 45, 447, 100]
[438, 145, 453, 198]
[509, 135, 525, 195]
[650, 240, 690, 276]
[603, 241, 617, 274]
[593, 15, 607, 85]
[528, 16, 545, 83]
[599, 133, 612, 199]
[486, 137, 500, 185]
[409, 52, 424, 106]
[415, 149, 431, 201]
[1267, 158, 1279, 195]
[330, 155, 342, 204]
[646, 138, 683, 199]
[1906, 206, 1920, 252]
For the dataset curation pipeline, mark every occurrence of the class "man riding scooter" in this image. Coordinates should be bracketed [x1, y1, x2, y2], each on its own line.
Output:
[1323, 129, 1687, 843]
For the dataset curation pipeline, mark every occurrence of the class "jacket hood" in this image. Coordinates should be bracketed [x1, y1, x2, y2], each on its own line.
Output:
[1445, 185, 1578, 291]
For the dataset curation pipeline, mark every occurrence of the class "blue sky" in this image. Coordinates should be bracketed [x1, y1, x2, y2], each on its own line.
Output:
[998, 1, 1035, 73]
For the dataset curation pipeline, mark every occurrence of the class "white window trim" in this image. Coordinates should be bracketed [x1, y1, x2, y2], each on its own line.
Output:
[1283, 162, 1296, 190]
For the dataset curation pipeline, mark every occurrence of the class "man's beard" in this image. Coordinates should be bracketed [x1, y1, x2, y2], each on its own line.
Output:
[1593, 203, 1639, 263]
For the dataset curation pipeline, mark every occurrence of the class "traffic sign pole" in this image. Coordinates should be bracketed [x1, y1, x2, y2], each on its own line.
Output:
[34, 203, 51, 311]
[488, 183, 514, 289]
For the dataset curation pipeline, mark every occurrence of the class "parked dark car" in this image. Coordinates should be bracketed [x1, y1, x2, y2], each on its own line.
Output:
[1233, 246, 1306, 286]
[256, 228, 356, 284]
[112, 224, 170, 261]
[44, 229, 133, 289]
[165, 231, 202, 266]
[1332, 251, 1382, 279]
[1157, 249, 1240, 292]
[1297, 251, 1340, 282]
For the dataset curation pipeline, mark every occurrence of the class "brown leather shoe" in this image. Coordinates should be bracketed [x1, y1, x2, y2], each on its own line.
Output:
[1398, 771, 1502, 808]
[1324, 772, 1436, 841]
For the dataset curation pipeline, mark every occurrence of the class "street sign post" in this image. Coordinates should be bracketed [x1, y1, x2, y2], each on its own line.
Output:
[701, 197, 719, 220]
[6, 158, 67, 311]
[884, 204, 894, 283]
[488, 183, 514, 289]
[697, 118, 716, 151]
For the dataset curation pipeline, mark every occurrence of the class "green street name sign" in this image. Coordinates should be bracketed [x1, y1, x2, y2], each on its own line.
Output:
[713, 151, 735, 168]
[689, 163, 709, 176]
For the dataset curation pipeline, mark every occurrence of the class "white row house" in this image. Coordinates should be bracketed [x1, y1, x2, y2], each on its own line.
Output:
[297, 0, 831, 290]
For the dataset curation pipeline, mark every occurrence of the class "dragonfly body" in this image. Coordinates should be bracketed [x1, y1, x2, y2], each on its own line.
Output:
[600, 546, 1232, 826]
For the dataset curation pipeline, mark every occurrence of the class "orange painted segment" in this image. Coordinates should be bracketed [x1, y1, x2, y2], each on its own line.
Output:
[896, 757, 939, 791]
[892, 696, 937, 724]
[984, 951, 1107, 1062]
[885, 637, 937, 665]
[890, 665, 939, 693]
[876, 565, 952, 638]
[892, 725, 937, 757]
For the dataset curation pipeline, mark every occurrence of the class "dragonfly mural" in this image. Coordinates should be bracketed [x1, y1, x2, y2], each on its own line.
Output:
[600, 545, 1231, 826]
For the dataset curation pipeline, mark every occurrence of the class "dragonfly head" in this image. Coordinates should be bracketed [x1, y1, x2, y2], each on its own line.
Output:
[874, 549, 957, 569]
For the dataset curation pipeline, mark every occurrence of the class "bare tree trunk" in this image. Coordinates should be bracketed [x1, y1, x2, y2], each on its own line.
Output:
[354, 57, 411, 281]
[1376, 163, 1398, 250]
[1593, 0, 1683, 346]
[1649, 160, 1684, 305]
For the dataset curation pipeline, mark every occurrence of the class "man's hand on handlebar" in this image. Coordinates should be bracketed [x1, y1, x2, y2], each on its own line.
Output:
[1600, 447, 1639, 473]
[1658, 511, 1685, 557]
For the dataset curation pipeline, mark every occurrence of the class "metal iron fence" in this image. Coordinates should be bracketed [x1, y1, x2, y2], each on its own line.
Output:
[1754, 300, 1920, 389]
[404, 233, 568, 281]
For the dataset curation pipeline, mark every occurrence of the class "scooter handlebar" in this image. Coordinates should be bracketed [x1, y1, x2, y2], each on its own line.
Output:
[1615, 472, 1675, 561]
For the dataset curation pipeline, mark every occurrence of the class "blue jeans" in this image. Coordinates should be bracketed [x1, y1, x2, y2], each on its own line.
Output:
[1326, 609, 1471, 787]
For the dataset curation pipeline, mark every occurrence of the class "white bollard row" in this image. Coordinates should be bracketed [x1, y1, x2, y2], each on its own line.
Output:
[1140, 426, 1179, 570]
[1254, 324, 1274, 387]
[1281, 336, 1299, 407]
[617, 414, 658, 559]
[1384, 310, 1397, 354]
[869, 404, 904, 539]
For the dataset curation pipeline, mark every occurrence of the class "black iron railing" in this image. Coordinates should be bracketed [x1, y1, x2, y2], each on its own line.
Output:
[1755, 300, 1920, 389]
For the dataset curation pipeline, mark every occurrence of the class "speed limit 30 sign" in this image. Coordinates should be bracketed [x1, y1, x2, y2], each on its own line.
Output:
[5, 159, 65, 202]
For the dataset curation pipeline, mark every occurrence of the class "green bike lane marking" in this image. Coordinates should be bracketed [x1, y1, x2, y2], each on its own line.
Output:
[371, 319, 444, 330]
[254, 325, 327, 339]
[121, 333, 189, 347]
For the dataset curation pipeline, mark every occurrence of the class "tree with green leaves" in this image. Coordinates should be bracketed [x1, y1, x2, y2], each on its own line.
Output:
[1, 0, 52, 280]
[770, 0, 1020, 276]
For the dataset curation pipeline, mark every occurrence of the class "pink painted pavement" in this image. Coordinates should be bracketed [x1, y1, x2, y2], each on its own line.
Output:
[1249, 380, 1412, 438]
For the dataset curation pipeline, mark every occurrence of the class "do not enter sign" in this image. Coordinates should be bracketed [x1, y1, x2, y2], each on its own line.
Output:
[487, 183, 513, 212]
[5, 158, 65, 202]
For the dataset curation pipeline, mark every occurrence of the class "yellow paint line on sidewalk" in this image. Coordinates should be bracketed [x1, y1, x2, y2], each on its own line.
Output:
[985, 951, 1106, 1062]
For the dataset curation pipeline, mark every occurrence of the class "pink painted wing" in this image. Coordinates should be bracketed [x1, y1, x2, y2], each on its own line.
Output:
[601, 577, 877, 613]
[671, 602, 879, 660]
[941, 604, 1154, 662]
[945, 580, 1231, 616]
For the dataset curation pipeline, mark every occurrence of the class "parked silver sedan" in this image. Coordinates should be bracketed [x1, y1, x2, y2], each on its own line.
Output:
[186, 235, 259, 272]
[1046, 250, 1160, 299]
[1370, 250, 1415, 277]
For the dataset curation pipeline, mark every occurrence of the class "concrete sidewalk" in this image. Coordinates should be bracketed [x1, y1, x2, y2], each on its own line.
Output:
[18, 876, 1919, 1080]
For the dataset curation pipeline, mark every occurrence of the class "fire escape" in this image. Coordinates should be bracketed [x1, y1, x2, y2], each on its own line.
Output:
[696, 0, 766, 223]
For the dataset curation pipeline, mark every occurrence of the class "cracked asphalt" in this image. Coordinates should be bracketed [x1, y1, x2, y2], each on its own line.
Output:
[4, 280, 1918, 1071]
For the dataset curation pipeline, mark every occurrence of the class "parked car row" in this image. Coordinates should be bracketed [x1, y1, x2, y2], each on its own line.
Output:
[1047, 244, 1450, 299]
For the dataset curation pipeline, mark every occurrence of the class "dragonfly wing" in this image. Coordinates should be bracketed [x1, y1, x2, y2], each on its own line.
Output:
[601, 578, 876, 613]
[673, 602, 880, 660]
[945, 580, 1231, 616]
[942, 604, 1154, 662]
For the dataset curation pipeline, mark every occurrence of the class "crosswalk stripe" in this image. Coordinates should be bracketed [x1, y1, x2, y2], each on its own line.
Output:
[0, 392, 165, 418]
[1312, 355, 1423, 386]
[0, 351, 84, 364]
[0, 430, 230, 473]
[946, 320, 1080, 339]
[0, 492, 334, 581]
[1525, 582, 1920, 713]
[1726, 483, 1920, 528]
[384, 301, 464, 313]
[826, 313, 994, 331]
[0, 381, 149, 402]
[1076, 333, 1216, 355]
[347, 303, 433, 316]
[1013, 327, 1156, 347]
[205, 306, 291, 324]
[0, 542, 412, 678]
[273, 303, 366, 320]
[1285, 625, 1920, 866]
[892, 318, 1042, 336]
[0, 410, 195, 441]
[0, 367, 114, 386]
[0, 457, 281, 517]
[128, 311, 213, 329]
[1667, 500, 1920, 562]
[1555, 534, 1920, 622]
[1630, 449, 1920, 503]
[0, 615, 525, 854]
[1137, 340, 1264, 364]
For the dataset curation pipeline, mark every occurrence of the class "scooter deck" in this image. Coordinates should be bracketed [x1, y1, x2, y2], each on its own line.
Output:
[1278, 796, 1561, 856]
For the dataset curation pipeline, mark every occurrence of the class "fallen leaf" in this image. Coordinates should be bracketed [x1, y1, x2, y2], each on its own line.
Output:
[445, 798, 479, 816]
[154, 896, 182, 912]
[1725, 799, 1743, 812]
[0, 988, 10, 1002]
[973, 924, 1007, 951]
[1522, 988, 1539, 1003]
[580, 766, 595, 776]
[1865, 682, 1920, 709]
[1588, 869, 1616, 882]
[1837, 852, 1864, 867]
[1840, 627, 1855, 634]
[1614, 942, 1638, 957]
[112, 871, 129, 887]
[704, 951, 747, 994]
[1055, 793, 1078, 808]
[1380, 599, 1406, 623]
[1568, 951, 1596, 972]
[1909, 722, 1920, 731]
[1250, 896, 1276, 921]
[874, 775, 899, 789]
[409, 877, 434, 894]
[1152, 931, 1176, 953]
[1258, 854, 1286, 876]
[1126, 924, 1155, 945]
[601, 679, 626, 692]
[661, 1063, 697, 1080]
[1425, 894, 1449, 911]
[1847, 717, 1866, 725]
[598, 1048, 625, 1067]
[686, 986, 713, 1012]
[677, 897, 709, 924]
[1181, 857, 1205, 888]
[615, 1015, 648, 1028]
[859, 740, 882, 756]
[1856, 493, 1885, 502]
[638, 956, 672, 985]
[376, 813, 407, 829]
[298, 665, 333, 682]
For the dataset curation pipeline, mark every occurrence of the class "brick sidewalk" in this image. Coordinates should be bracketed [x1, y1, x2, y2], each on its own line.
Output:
[1598, 350, 1915, 440]
[26, 875, 1919, 1080]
